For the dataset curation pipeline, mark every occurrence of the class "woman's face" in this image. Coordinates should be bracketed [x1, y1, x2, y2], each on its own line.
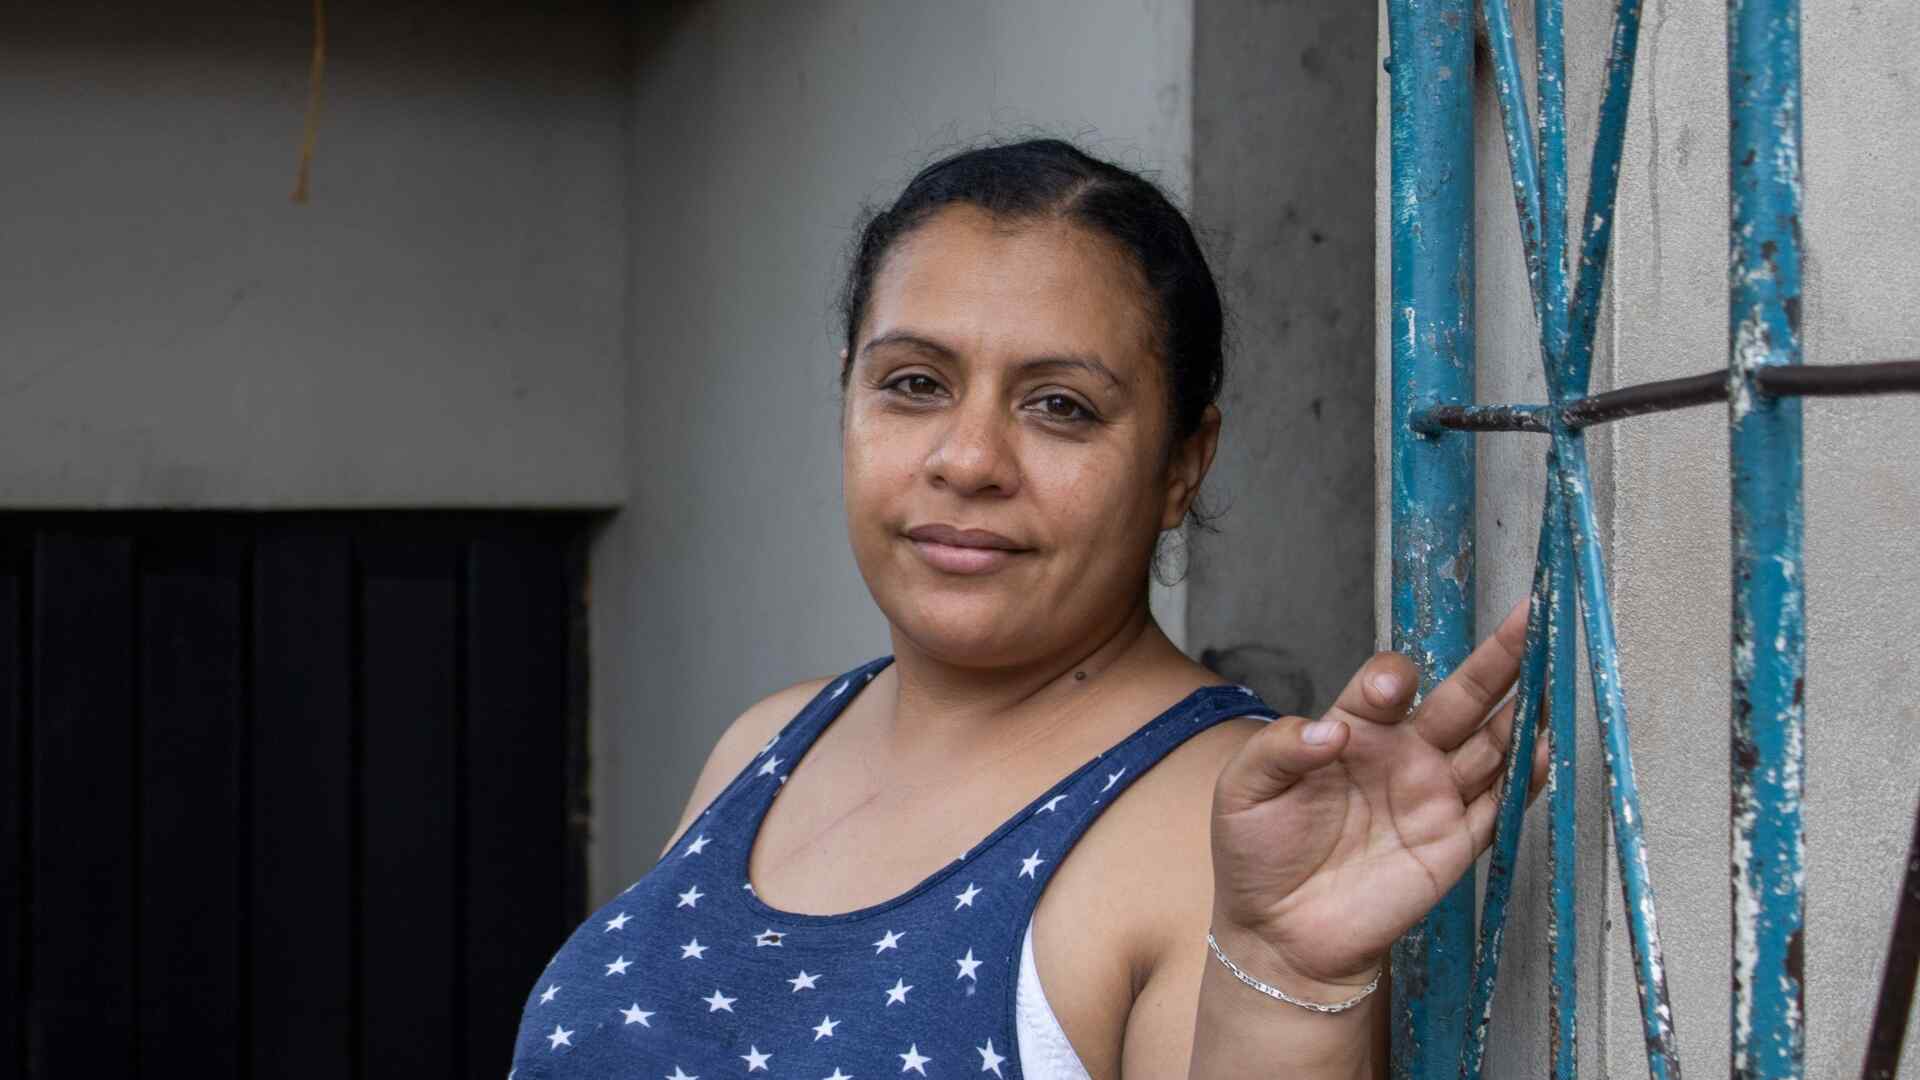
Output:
[842, 205, 1213, 669]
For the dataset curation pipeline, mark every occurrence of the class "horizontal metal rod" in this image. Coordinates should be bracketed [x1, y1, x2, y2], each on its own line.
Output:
[1413, 358, 1920, 435]
[1414, 403, 1552, 434]
[1759, 358, 1920, 399]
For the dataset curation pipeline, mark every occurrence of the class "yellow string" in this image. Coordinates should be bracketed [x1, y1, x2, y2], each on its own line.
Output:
[292, 0, 326, 204]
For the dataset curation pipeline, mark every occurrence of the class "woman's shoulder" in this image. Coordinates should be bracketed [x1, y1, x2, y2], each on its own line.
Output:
[656, 671, 845, 859]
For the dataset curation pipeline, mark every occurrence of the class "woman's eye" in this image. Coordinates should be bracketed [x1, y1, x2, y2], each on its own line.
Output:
[886, 374, 943, 398]
[1034, 394, 1092, 422]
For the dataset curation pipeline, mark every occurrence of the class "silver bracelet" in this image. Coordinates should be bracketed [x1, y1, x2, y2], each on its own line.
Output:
[1205, 928, 1382, 1014]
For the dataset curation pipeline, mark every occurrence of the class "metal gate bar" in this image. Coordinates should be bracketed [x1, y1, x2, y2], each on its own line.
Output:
[1384, 0, 1920, 1075]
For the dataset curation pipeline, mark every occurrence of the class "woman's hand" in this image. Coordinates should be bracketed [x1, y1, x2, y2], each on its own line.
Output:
[1206, 599, 1547, 997]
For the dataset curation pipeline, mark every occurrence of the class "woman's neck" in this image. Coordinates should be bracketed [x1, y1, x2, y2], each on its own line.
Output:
[873, 593, 1188, 769]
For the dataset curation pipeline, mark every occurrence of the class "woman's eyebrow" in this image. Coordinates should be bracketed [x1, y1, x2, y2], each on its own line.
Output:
[1016, 355, 1125, 391]
[859, 330, 957, 361]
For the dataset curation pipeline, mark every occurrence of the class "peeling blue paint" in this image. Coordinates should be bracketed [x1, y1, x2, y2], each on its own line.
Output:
[1386, 1, 1476, 1075]
[1727, 1, 1807, 1076]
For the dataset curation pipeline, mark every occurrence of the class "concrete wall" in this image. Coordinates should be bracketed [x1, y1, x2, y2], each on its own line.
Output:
[597, 0, 1196, 899]
[1188, 0, 1377, 718]
[1377, 1, 1920, 1074]
[0, 1, 627, 508]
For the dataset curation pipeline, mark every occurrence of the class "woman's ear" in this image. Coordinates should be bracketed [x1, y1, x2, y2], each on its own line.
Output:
[1160, 404, 1222, 530]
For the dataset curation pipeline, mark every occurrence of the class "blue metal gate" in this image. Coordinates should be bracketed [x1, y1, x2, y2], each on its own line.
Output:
[1383, 0, 1920, 1076]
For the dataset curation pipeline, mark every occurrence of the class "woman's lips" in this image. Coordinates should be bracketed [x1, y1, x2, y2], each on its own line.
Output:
[904, 524, 1029, 575]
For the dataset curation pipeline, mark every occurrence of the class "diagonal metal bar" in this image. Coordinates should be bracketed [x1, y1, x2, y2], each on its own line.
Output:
[1478, 0, 1546, 326]
[1473, 0, 1676, 1068]
[1537, 0, 1571, 384]
[1461, 0, 1679, 1073]
[1861, 796, 1920, 1080]
[1545, 533, 1580, 1080]
[1549, 430, 1683, 1079]
[1727, 0, 1807, 1075]
[1459, 471, 1559, 1080]
[1564, 0, 1648, 396]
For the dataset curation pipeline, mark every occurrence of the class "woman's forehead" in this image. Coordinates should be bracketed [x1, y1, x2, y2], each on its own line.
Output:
[860, 207, 1157, 372]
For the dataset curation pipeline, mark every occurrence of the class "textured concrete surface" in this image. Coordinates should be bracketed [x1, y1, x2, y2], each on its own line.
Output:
[0, 1, 628, 508]
[1187, 0, 1378, 718]
[1377, 0, 1920, 1074]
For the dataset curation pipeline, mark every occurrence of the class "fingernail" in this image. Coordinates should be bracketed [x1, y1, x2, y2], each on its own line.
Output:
[1301, 719, 1341, 745]
[1369, 672, 1401, 699]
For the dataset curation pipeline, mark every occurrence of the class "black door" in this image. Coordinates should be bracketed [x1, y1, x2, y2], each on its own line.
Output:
[0, 512, 593, 1079]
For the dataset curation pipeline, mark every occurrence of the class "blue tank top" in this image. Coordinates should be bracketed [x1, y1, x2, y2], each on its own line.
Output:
[508, 656, 1277, 1080]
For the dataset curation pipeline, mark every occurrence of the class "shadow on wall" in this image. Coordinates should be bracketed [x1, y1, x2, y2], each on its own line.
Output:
[1199, 643, 1316, 717]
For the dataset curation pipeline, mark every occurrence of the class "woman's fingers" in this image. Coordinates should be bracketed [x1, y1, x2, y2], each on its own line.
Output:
[1446, 681, 1553, 803]
[1413, 597, 1531, 750]
[1464, 735, 1552, 858]
[1323, 650, 1420, 728]
[1215, 713, 1353, 810]
[1445, 696, 1516, 800]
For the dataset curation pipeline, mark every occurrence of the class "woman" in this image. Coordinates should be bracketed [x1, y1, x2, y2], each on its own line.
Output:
[509, 139, 1542, 1079]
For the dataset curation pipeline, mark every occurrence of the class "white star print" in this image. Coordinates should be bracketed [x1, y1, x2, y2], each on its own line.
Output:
[754, 927, 785, 947]
[900, 1044, 932, 1075]
[956, 948, 982, 980]
[539, 984, 560, 1004]
[1039, 793, 1068, 813]
[684, 834, 710, 856]
[620, 1002, 653, 1026]
[605, 911, 632, 931]
[743, 881, 755, 893]
[676, 885, 704, 908]
[872, 929, 904, 954]
[740, 1046, 771, 1071]
[884, 977, 913, 1005]
[953, 882, 982, 909]
[703, 988, 737, 1013]
[830, 679, 849, 698]
[824, 1070, 854, 1080]
[680, 938, 708, 959]
[1019, 849, 1045, 878]
[667, 1068, 697, 1080]
[977, 1038, 1006, 1076]
[757, 755, 784, 777]
[546, 1024, 573, 1050]
[758, 733, 778, 755]
[1102, 767, 1127, 792]
[605, 955, 632, 976]
[813, 1015, 841, 1040]
[788, 969, 821, 991]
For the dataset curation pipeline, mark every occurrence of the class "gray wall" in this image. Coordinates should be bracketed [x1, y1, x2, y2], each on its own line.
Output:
[597, 0, 1197, 899]
[1188, 0, 1377, 718]
[1375, 1, 1920, 1074]
[0, 2, 627, 509]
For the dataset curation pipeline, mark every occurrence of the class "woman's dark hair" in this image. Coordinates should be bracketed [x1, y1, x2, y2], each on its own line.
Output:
[837, 138, 1225, 447]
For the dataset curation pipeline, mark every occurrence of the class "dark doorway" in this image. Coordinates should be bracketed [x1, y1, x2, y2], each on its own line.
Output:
[0, 512, 594, 1079]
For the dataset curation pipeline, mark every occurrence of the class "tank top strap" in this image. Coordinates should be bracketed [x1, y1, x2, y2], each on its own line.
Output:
[671, 656, 894, 848]
[984, 682, 1279, 922]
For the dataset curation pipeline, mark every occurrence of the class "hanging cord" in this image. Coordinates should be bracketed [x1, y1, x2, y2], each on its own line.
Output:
[291, 0, 327, 203]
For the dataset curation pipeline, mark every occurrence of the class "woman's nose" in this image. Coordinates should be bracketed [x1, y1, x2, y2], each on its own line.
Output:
[925, 399, 1019, 497]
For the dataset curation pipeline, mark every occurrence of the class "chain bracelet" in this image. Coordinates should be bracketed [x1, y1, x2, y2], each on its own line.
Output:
[1205, 928, 1382, 1014]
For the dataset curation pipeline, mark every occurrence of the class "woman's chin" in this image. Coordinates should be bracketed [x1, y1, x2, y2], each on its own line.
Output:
[884, 601, 1048, 670]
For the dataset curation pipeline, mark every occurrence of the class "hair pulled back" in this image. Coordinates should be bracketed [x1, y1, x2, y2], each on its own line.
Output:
[837, 138, 1225, 444]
